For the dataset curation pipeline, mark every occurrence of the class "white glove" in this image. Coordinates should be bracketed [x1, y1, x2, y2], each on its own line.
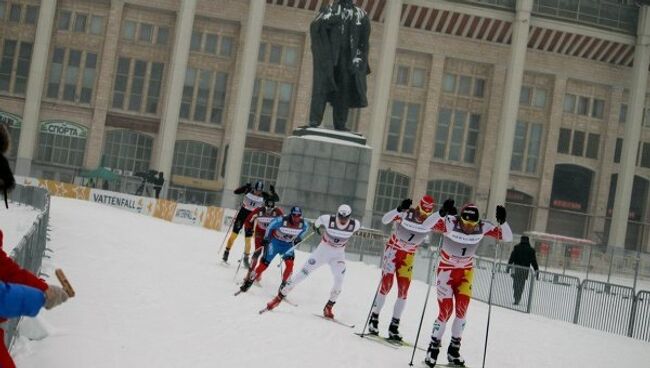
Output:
[44, 284, 69, 310]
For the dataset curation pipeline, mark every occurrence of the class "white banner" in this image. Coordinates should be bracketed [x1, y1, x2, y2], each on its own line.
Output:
[172, 203, 208, 227]
[89, 189, 156, 216]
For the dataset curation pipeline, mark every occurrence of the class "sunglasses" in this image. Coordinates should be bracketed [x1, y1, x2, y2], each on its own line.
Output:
[460, 217, 479, 227]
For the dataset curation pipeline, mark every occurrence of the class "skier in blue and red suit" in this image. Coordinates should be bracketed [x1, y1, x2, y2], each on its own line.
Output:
[239, 206, 309, 296]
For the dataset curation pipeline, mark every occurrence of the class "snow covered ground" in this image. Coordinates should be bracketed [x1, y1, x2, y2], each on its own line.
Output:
[0, 201, 40, 254]
[8, 197, 650, 367]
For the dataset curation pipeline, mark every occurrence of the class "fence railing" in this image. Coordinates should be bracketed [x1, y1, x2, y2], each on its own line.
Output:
[2, 185, 50, 350]
[299, 229, 650, 342]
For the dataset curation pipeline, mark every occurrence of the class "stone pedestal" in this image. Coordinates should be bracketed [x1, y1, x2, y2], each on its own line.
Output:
[276, 129, 371, 220]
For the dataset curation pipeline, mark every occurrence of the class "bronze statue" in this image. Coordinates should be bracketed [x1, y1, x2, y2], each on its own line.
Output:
[308, 0, 370, 131]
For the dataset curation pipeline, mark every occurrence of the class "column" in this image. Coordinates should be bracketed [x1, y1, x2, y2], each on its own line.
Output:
[221, 0, 266, 209]
[412, 54, 445, 200]
[84, 0, 125, 169]
[15, 0, 57, 176]
[486, 0, 533, 220]
[362, 0, 403, 226]
[534, 76, 567, 231]
[609, 6, 650, 248]
[151, 0, 197, 193]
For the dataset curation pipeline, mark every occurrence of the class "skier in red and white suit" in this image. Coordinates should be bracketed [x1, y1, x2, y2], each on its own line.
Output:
[367, 195, 437, 341]
[243, 199, 284, 276]
[424, 200, 512, 368]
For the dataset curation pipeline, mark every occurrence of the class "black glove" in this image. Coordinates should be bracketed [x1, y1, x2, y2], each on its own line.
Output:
[270, 184, 276, 193]
[245, 182, 252, 191]
[397, 198, 412, 212]
[439, 199, 456, 217]
[262, 238, 270, 248]
[293, 237, 302, 245]
[496, 205, 506, 224]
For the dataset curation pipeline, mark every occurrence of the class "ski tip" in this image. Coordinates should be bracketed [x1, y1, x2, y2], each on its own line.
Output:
[258, 308, 268, 314]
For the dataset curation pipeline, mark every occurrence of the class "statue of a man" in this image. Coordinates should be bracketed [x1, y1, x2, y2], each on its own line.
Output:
[308, 0, 371, 131]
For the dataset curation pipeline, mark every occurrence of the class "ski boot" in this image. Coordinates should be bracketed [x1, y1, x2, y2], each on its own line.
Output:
[323, 300, 335, 319]
[387, 318, 402, 342]
[447, 337, 465, 367]
[266, 292, 285, 311]
[239, 276, 254, 293]
[242, 255, 250, 269]
[222, 249, 230, 263]
[423, 338, 441, 367]
[367, 313, 379, 335]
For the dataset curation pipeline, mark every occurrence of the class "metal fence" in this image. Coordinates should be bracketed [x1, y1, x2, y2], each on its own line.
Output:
[298, 228, 650, 342]
[2, 185, 50, 350]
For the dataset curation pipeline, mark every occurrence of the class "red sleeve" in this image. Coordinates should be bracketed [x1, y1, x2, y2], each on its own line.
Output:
[0, 230, 48, 291]
[275, 208, 284, 216]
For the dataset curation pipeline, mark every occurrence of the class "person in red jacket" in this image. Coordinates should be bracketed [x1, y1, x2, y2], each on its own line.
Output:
[0, 124, 69, 368]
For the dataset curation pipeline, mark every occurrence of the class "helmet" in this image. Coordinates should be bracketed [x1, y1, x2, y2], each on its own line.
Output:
[265, 199, 275, 209]
[460, 204, 480, 225]
[254, 181, 264, 192]
[337, 204, 352, 219]
[290, 206, 302, 217]
[419, 195, 435, 215]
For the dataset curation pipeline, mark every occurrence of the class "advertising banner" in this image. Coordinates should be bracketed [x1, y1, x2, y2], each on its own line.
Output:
[172, 203, 208, 227]
[89, 189, 156, 215]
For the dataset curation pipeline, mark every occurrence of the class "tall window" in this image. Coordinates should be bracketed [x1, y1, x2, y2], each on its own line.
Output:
[374, 170, 411, 214]
[46, 48, 97, 104]
[103, 130, 153, 172]
[180, 67, 229, 125]
[434, 108, 481, 164]
[427, 180, 472, 207]
[0, 39, 33, 95]
[240, 150, 281, 185]
[385, 100, 420, 155]
[111, 57, 164, 114]
[57, 10, 104, 35]
[36, 121, 86, 167]
[172, 141, 218, 180]
[511, 121, 543, 174]
[248, 79, 294, 135]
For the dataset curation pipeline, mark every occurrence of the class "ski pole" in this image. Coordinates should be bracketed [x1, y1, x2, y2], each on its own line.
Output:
[217, 209, 238, 256]
[408, 235, 442, 366]
[233, 252, 246, 281]
[481, 224, 502, 368]
[358, 237, 390, 337]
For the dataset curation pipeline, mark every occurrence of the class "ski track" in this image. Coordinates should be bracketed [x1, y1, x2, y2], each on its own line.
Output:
[6, 197, 649, 368]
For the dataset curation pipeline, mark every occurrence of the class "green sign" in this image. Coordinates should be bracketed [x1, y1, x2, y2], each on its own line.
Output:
[40, 120, 88, 138]
[0, 111, 22, 128]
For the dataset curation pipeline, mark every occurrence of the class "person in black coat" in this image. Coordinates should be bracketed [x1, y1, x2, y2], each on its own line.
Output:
[507, 236, 539, 305]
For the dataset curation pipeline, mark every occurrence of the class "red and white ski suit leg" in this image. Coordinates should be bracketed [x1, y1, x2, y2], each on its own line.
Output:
[431, 267, 474, 341]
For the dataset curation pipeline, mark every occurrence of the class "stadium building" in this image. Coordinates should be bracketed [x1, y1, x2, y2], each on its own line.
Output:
[0, 0, 648, 250]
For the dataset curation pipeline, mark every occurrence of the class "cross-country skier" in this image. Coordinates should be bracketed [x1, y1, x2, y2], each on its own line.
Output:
[367, 195, 437, 341]
[222, 181, 279, 266]
[243, 199, 284, 277]
[239, 206, 309, 294]
[423, 200, 512, 367]
[263, 204, 361, 315]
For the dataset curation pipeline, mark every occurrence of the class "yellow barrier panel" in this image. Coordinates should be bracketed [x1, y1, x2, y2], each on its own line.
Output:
[153, 199, 177, 221]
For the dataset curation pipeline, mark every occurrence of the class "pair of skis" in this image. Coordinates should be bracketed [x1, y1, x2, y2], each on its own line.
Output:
[354, 332, 424, 351]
